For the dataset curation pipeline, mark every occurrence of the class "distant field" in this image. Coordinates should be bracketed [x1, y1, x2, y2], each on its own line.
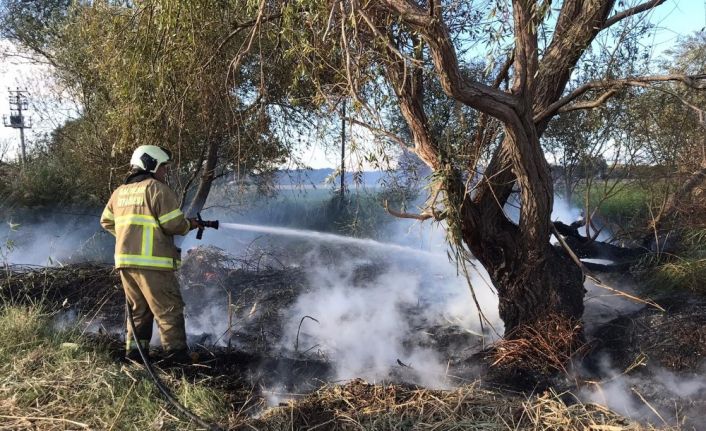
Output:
[570, 180, 658, 230]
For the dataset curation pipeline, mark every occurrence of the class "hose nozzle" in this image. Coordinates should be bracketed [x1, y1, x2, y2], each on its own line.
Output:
[202, 219, 219, 230]
[195, 213, 219, 240]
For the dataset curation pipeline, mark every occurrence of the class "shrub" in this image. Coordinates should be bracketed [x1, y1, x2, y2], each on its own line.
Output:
[642, 229, 706, 294]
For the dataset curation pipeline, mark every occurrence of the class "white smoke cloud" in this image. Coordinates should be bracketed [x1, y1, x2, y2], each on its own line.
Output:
[579, 355, 706, 427]
[0, 214, 111, 266]
[552, 195, 612, 242]
[280, 260, 441, 387]
[271, 223, 500, 389]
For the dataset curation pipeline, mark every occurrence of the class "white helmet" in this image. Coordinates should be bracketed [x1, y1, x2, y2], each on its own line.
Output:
[130, 145, 172, 173]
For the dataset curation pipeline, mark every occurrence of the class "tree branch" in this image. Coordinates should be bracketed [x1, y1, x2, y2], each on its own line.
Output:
[472, 53, 514, 152]
[602, 0, 666, 29]
[202, 13, 282, 70]
[217, 14, 281, 54]
[533, 0, 615, 124]
[381, 28, 443, 170]
[534, 74, 706, 123]
[226, 0, 268, 80]
[558, 88, 620, 114]
[377, 0, 520, 124]
[383, 200, 446, 221]
[355, 4, 423, 68]
[493, 53, 515, 89]
[346, 117, 410, 151]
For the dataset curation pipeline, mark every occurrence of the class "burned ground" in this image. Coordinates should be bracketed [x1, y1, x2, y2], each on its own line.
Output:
[1, 247, 705, 429]
[589, 293, 706, 373]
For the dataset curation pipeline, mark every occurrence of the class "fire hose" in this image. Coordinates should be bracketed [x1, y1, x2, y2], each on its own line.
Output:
[124, 213, 222, 431]
[126, 303, 222, 431]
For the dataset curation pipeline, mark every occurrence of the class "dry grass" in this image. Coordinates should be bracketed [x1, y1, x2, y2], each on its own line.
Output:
[243, 378, 677, 431]
[0, 264, 122, 324]
[522, 390, 635, 431]
[0, 265, 692, 430]
[489, 313, 588, 376]
[246, 378, 519, 430]
[0, 304, 231, 430]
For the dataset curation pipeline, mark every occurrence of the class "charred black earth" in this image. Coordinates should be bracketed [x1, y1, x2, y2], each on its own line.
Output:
[2, 247, 705, 428]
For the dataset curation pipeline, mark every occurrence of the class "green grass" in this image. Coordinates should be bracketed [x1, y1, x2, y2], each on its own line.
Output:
[642, 229, 706, 294]
[570, 181, 706, 295]
[0, 304, 230, 430]
[648, 258, 706, 293]
[571, 180, 653, 230]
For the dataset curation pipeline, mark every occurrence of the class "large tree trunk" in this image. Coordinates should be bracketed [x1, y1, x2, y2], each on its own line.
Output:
[466, 227, 585, 333]
[449, 133, 585, 334]
[384, 26, 586, 336]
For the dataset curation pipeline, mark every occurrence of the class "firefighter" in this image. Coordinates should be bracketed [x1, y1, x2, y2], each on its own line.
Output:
[100, 145, 198, 365]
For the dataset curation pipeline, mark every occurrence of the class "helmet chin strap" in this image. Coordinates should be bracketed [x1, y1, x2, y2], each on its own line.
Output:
[124, 168, 154, 185]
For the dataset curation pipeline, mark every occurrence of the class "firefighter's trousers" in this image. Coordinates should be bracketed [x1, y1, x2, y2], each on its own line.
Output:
[120, 268, 187, 352]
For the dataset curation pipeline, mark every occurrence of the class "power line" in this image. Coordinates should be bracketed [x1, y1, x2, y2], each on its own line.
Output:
[3, 88, 32, 166]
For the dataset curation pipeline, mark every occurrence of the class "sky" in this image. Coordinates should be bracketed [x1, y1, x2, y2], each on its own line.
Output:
[0, 0, 704, 168]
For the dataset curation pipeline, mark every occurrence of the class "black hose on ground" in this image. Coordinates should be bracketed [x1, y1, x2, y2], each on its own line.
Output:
[125, 301, 223, 431]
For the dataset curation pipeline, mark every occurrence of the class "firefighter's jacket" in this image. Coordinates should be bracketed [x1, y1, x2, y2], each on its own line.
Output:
[100, 177, 190, 271]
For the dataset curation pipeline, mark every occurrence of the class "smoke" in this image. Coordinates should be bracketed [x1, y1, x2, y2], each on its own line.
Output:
[0, 213, 112, 266]
[552, 195, 583, 225]
[283, 261, 436, 382]
[170, 185, 503, 388]
[275, 245, 497, 388]
[578, 355, 706, 428]
[177, 211, 501, 388]
[552, 195, 612, 242]
[4, 182, 705, 427]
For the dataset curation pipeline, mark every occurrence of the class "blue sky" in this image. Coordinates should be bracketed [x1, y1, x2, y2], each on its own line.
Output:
[1, 0, 704, 168]
[647, 0, 704, 54]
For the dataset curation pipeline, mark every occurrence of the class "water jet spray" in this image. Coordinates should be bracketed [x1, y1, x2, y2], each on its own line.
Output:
[219, 222, 438, 257]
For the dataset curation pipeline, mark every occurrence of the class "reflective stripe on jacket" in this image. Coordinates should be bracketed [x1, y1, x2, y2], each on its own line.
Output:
[100, 177, 190, 271]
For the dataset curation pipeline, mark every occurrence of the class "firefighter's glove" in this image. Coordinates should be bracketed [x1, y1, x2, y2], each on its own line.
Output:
[188, 218, 202, 231]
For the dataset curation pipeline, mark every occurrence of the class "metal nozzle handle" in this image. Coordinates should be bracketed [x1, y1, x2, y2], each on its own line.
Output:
[195, 213, 218, 240]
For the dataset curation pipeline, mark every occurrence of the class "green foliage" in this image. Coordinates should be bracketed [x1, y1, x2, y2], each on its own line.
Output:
[0, 118, 109, 208]
[0, 0, 70, 58]
[1, 154, 99, 209]
[3, 0, 312, 209]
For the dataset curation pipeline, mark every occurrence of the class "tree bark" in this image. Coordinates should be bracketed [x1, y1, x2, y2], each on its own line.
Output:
[453, 133, 585, 334]
[185, 139, 220, 217]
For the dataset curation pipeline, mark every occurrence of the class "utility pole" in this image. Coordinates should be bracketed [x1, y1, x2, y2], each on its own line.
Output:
[3, 88, 32, 166]
[340, 100, 346, 202]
